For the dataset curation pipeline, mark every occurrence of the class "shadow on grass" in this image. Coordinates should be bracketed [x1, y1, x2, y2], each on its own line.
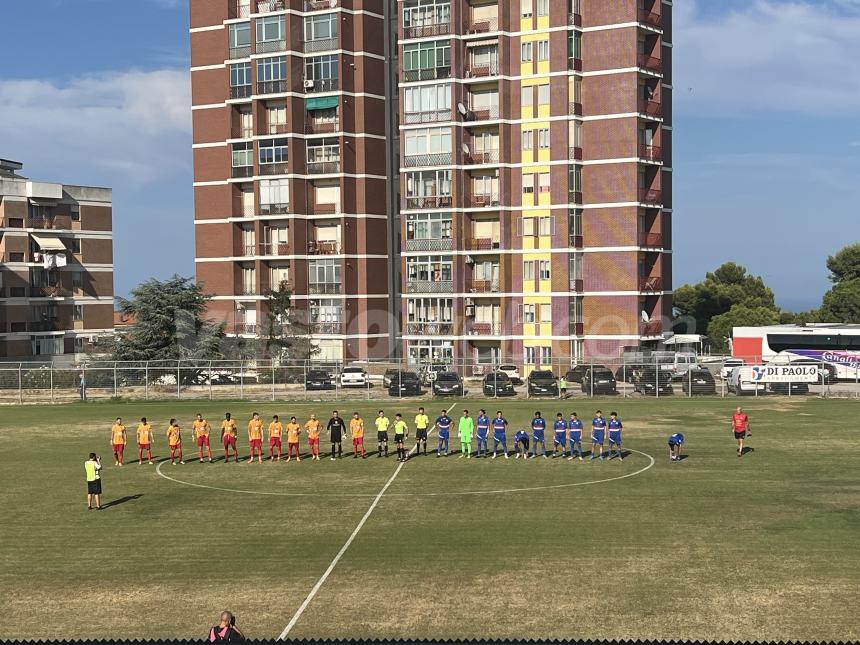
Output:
[741, 446, 755, 456]
[101, 494, 144, 509]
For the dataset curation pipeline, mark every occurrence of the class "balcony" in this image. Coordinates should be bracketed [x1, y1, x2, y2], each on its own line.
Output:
[308, 282, 342, 295]
[304, 38, 338, 54]
[309, 321, 343, 335]
[639, 232, 663, 248]
[28, 216, 71, 230]
[265, 122, 289, 135]
[257, 80, 288, 95]
[640, 276, 663, 292]
[233, 323, 258, 335]
[640, 320, 664, 337]
[305, 117, 340, 134]
[404, 23, 451, 39]
[403, 67, 451, 82]
[466, 322, 502, 335]
[404, 322, 454, 336]
[229, 0, 250, 18]
[257, 40, 287, 54]
[304, 0, 338, 10]
[464, 238, 498, 251]
[405, 238, 454, 252]
[230, 85, 252, 99]
[307, 240, 340, 255]
[260, 241, 290, 255]
[639, 144, 662, 163]
[306, 159, 341, 174]
[404, 152, 453, 168]
[311, 202, 340, 215]
[241, 285, 257, 296]
[569, 190, 583, 204]
[570, 321, 585, 336]
[469, 105, 499, 121]
[463, 16, 498, 34]
[258, 0, 286, 11]
[468, 279, 500, 293]
[465, 149, 500, 165]
[304, 78, 339, 93]
[229, 45, 251, 60]
[568, 102, 583, 116]
[568, 146, 583, 161]
[466, 192, 500, 208]
[232, 165, 253, 178]
[569, 279, 584, 293]
[242, 244, 258, 257]
[404, 109, 453, 124]
[638, 55, 662, 74]
[638, 9, 662, 29]
[260, 202, 289, 215]
[405, 195, 452, 210]
[639, 99, 662, 118]
[405, 280, 453, 294]
[568, 57, 583, 72]
[465, 61, 499, 78]
[639, 188, 662, 206]
[30, 286, 69, 298]
[569, 234, 583, 248]
[259, 161, 289, 176]
[568, 12, 582, 27]
[29, 321, 60, 333]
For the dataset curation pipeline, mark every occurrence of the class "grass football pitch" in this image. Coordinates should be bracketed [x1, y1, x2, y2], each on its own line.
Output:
[0, 396, 857, 642]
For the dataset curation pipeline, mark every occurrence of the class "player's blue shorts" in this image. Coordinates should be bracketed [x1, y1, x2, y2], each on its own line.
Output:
[609, 431, 622, 444]
[533, 432, 545, 442]
[570, 432, 582, 443]
[592, 431, 605, 444]
[477, 431, 489, 440]
[494, 432, 506, 442]
[554, 432, 566, 445]
[438, 431, 449, 440]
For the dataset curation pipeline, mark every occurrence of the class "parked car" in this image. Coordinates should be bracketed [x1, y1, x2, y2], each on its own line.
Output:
[580, 368, 617, 395]
[497, 364, 523, 385]
[527, 370, 559, 396]
[727, 366, 766, 396]
[388, 371, 422, 396]
[482, 371, 516, 396]
[767, 381, 810, 395]
[305, 370, 335, 391]
[382, 368, 399, 388]
[614, 365, 641, 383]
[681, 368, 716, 395]
[565, 364, 590, 384]
[340, 366, 368, 388]
[432, 371, 463, 396]
[720, 358, 746, 380]
[633, 368, 674, 396]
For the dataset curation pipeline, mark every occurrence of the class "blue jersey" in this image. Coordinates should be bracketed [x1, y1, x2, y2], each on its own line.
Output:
[554, 419, 568, 436]
[569, 418, 583, 438]
[608, 418, 623, 435]
[492, 417, 508, 437]
[476, 415, 490, 438]
[514, 430, 529, 443]
[592, 417, 607, 431]
[669, 433, 684, 445]
[436, 415, 452, 438]
[531, 417, 546, 439]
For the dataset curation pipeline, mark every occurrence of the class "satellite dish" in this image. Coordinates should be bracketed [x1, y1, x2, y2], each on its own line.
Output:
[457, 102, 468, 116]
[641, 311, 650, 323]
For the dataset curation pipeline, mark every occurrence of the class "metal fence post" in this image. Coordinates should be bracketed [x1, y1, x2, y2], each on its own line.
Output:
[50, 364, 54, 403]
[177, 361, 181, 400]
[240, 361, 244, 400]
[209, 360, 213, 401]
[113, 361, 118, 398]
[271, 361, 275, 401]
[144, 362, 149, 401]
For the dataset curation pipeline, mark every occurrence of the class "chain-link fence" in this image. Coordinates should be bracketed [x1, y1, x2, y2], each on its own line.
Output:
[0, 356, 857, 404]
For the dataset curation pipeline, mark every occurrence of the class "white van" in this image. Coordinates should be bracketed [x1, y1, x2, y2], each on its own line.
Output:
[721, 358, 746, 380]
[728, 366, 766, 395]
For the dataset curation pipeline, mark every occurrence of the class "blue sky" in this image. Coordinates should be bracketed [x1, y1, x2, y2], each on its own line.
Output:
[1, 0, 858, 311]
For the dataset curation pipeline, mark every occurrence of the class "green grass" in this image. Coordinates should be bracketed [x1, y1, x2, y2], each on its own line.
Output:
[0, 397, 857, 641]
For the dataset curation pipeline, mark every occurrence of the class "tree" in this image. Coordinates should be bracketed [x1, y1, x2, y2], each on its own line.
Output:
[819, 279, 860, 323]
[707, 305, 780, 353]
[672, 262, 778, 336]
[258, 283, 317, 361]
[111, 275, 225, 362]
[826, 243, 860, 283]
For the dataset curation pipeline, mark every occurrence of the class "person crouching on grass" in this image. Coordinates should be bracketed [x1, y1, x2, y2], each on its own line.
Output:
[668, 432, 685, 461]
[167, 419, 185, 465]
[393, 413, 409, 462]
[514, 429, 529, 459]
[85, 452, 102, 510]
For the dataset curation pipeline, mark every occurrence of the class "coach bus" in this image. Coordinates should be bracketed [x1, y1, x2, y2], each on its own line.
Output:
[732, 324, 860, 380]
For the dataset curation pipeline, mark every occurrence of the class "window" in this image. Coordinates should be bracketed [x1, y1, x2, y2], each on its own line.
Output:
[70, 238, 81, 254]
[569, 32, 582, 60]
[569, 165, 582, 192]
[520, 43, 532, 63]
[522, 173, 535, 194]
[538, 172, 551, 194]
[406, 212, 452, 240]
[568, 75, 582, 103]
[314, 180, 340, 206]
[404, 84, 451, 115]
[304, 13, 337, 41]
[309, 258, 341, 285]
[403, 40, 451, 72]
[538, 128, 550, 149]
[521, 87, 533, 110]
[570, 296, 584, 323]
[521, 0, 533, 18]
[569, 120, 582, 147]
[406, 255, 453, 282]
[540, 303, 552, 323]
[403, 0, 451, 28]
[540, 346, 552, 364]
[259, 138, 288, 165]
[522, 304, 536, 323]
[523, 260, 535, 281]
[538, 83, 550, 106]
[32, 337, 63, 356]
[260, 179, 289, 207]
[257, 56, 286, 81]
[72, 272, 83, 292]
[521, 216, 553, 236]
[305, 54, 339, 82]
[539, 260, 551, 280]
[570, 253, 583, 280]
[407, 297, 453, 324]
[230, 62, 252, 88]
[73, 305, 83, 321]
[242, 266, 256, 294]
[524, 346, 536, 365]
[267, 102, 287, 133]
[404, 127, 453, 156]
[537, 0, 549, 16]
[256, 15, 285, 43]
[537, 40, 549, 61]
[522, 130, 533, 150]
[70, 205, 80, 222]
[404, 169, 452, 199]
[310, 298, 343, 324]
[232, 142, 253, 168]
[569, 208, 583, 237]
[228, 22, 250, 52]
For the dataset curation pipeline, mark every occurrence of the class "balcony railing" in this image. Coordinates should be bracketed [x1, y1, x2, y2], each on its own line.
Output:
[241, 285, 257, 296]
[405, 280, 453, 294]
[305, 117, 340, 134]
[638, 55, 662, 73]
[229, 45, 251, 60]
[304, 37, 338, 54]
[404, 322, 454, 336]
[639, 99, 662, 118]
[569, 278, 584, 293]
[257, 80, 288, 95]
[405, 195, 452, 210]
[640, 320, 664, 337]
[28, 216, 70, 230]
[242, 244, 258, 257]
[468, 279, 500, 293]
[30, 286, 69, 298]
[404, 152, 453, 168]
[568, 101, 583, 116]
[465, 149, 500, 165]
[304, 78, 339, 93]
[232, 165, 253, 178]
[467, 192, 500, 208]
[569, 234, 583, 248]
[405, 238, 454, 252]
[257, 40, 287, 54]
[570, 321, 585, 336]
[403, 67, 451, 82]
[260, 202, 289, 215]
[308, 282, 342, 295]
[465, 61, 499, 78]
[568, 12, 582, 27]
[569, 190, 583, 204]
[569, 57, 583, 72]
[404, 23, 451, 38]
[639, 144, 662, 162]
[306, 159, 341, 174]
[466, 322, 502, 335]
[265, 122, 289, 135]
[640, 276, 663, 292]
[404, 109, 453, 124]
[464, 237, 498, 251]
[307, 240, 340, 255]
[233, 323, 258, 335]
[29, 321, 60, 333]
[639, 188, 662, 205]
[258, 0, 286, 11]
[638, 9, 662, 29]
[639, 232, 663, 248]
[230, 85, 252, 99]
[311, 202, 340, 215]
[469, 105, 499, 121]
[260, 241, 290, 255]
[259, 161, 289, 175]
[568, 147, 583, 161]
[309, 321, 343, 335]
[229, 1, 250, 18]
[463, 17, 498, 34]
[304, 0, 339, 10]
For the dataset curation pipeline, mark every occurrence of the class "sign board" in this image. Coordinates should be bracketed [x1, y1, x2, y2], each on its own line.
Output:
[749, 365, 819, 383]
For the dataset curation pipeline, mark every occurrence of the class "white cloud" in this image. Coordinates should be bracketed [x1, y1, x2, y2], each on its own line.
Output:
[675, 1, 860, 116]
[0, 69, 190, 187]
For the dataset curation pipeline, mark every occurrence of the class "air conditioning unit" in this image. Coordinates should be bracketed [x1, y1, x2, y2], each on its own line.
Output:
[304, 80, 315, 89]
[465, 304, 476, 317]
